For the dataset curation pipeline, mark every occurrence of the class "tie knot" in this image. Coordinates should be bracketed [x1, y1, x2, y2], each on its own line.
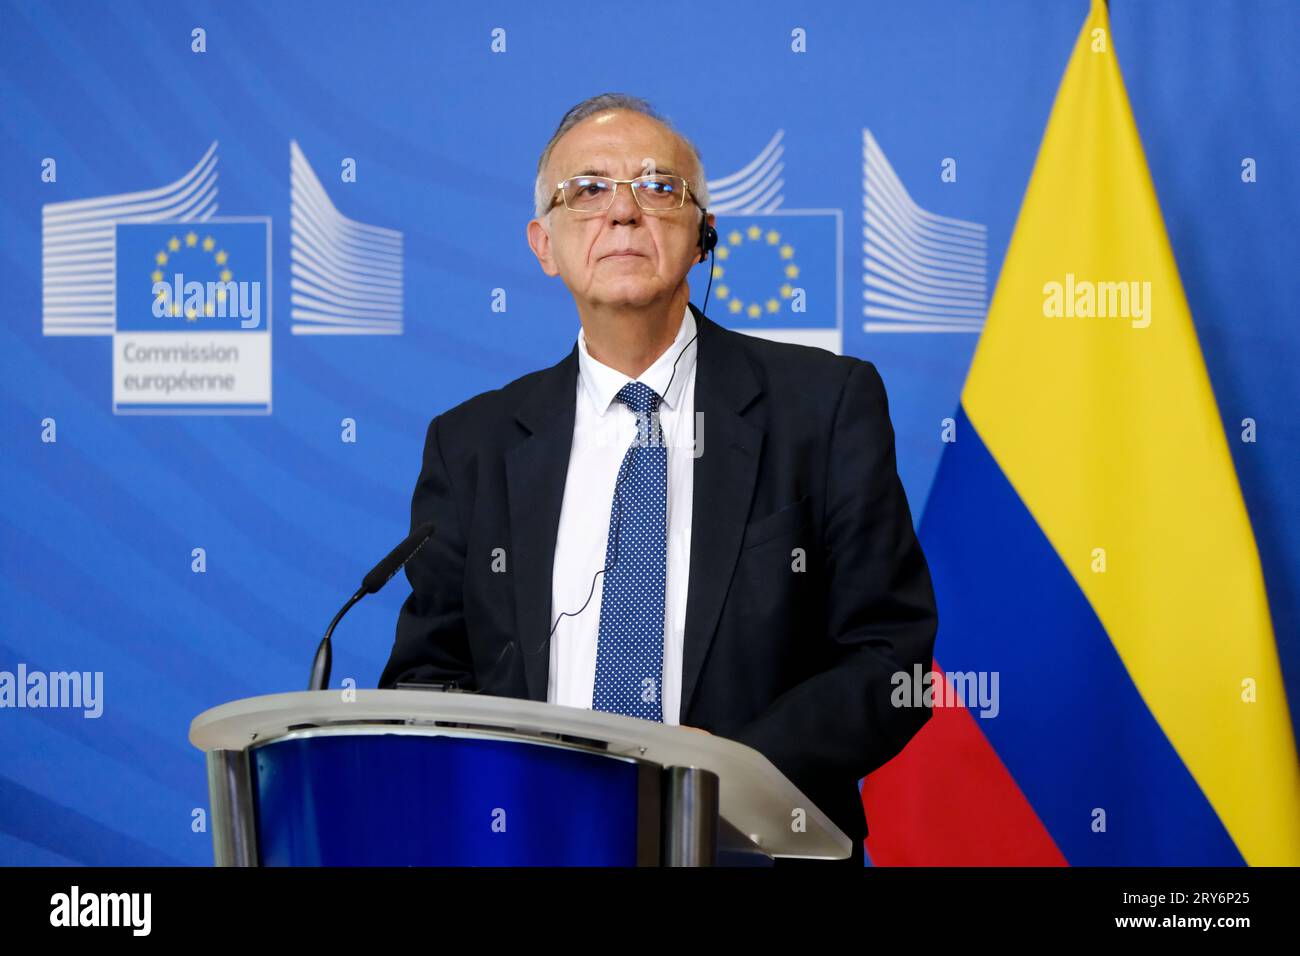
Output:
[615, 381, 661, 416]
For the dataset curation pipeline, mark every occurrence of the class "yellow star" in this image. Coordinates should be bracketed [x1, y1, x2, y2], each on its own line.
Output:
[185, 306, 197, 320]
[215, 250, 228, 265]
[711, 265, 724, 279]
[716, 285, 729, 299]
[728, 299, 743, 313]
[715, 246, 730, 260]
[170, 302, 181, 317]
[785, 264, 799, 279]
[728, 230, 742, 246]
[780, 244, 794, 259]
[766, 230, 780, 245]
[168, 236, 181, 252]
[747, 224, 761, 240]
[155, 251, 168, 265]
[747, 303, 761, 319]
[780, 283, 793, 298]
[185, 232, 198, 247]
[766, 299, 779, 313]
[151, 270, 163, 283]
[216, 289, 227, 302]
[220, 268, 232, 282]
[204, 302, 215, 317]
[202, 236, 215, 251]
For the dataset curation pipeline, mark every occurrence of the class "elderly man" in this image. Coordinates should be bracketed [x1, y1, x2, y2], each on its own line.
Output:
[379, 93, 937, 867]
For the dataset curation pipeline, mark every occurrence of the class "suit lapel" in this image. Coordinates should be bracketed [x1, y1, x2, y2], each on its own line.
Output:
[679, 307, 763, 720]
[506, 345, 578, 703]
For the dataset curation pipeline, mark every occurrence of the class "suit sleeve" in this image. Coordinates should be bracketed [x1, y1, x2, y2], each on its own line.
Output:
[731, 359, 937, 791]
[377, 415, 477, 689]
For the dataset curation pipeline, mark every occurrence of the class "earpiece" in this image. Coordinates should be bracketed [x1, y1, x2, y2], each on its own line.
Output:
[698, 209, 717, 264]
[697, 207, 716, 314]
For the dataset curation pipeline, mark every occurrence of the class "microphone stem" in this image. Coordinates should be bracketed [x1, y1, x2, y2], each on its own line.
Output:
[309, 586, 365, 691]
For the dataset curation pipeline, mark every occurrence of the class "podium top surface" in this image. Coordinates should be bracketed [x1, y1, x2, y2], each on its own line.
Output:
[190, 689, 851, 860]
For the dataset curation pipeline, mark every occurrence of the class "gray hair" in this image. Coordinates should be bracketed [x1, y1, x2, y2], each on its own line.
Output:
[533, 92, 710, 220]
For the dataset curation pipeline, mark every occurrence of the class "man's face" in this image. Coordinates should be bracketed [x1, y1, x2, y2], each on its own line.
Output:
[527, 110, 709, 311]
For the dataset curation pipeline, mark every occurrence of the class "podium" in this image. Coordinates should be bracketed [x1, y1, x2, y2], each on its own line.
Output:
[189, 689, 852, 866]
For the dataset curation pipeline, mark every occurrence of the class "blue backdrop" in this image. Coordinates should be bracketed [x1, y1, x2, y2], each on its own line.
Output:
[1, 0, 1296, 865]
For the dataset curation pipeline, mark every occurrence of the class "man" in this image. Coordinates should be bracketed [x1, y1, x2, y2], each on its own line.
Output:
[379, 93, 938, 867]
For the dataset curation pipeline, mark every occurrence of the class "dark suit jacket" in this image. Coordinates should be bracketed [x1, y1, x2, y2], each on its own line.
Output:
[379, 303, 938, 863]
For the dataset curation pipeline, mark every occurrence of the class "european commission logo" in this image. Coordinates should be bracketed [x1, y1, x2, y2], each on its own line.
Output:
[114, 219, 271, 414]
[861, 129, 988, 333]
[705, 130, 843, 354]
[289, 141, 404, 335]
[704, 129, 989, 348]
[41, 141, 406, 414]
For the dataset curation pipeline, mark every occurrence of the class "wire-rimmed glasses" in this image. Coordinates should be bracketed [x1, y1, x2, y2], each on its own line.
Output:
[549, 174, 698, 213]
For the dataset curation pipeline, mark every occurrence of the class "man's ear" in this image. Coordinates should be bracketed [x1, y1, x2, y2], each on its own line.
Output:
[527, 217, 560, 277]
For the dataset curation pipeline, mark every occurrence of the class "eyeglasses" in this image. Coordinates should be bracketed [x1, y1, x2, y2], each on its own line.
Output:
[548, 174, 698, 213]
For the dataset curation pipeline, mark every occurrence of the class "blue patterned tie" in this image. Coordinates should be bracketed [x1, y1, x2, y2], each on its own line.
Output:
[592, 381, 667, 721]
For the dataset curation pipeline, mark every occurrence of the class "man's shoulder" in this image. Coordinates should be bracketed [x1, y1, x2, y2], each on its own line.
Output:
[705, 319, 880, 406]
[429, 352, 572, 448]
[719, 323, 863, 375]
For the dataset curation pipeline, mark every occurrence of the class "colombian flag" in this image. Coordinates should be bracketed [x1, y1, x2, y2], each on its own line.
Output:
[862, 0, 1300, 865]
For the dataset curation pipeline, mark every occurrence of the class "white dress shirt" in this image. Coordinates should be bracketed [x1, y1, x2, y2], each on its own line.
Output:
[547, 304, 697, 725]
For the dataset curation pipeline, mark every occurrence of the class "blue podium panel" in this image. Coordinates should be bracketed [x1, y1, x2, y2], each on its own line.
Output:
[251, 730, 646, 866]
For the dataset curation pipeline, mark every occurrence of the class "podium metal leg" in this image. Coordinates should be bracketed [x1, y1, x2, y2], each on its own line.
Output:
[206, 749, 258, 867]
[661, 766, 719, 866]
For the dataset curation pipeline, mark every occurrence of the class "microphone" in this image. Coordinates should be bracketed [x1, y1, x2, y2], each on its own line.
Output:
[308, 522, 435, 691]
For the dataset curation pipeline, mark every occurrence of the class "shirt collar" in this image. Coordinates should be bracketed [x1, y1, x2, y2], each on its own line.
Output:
[577, 304, 697, 417]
